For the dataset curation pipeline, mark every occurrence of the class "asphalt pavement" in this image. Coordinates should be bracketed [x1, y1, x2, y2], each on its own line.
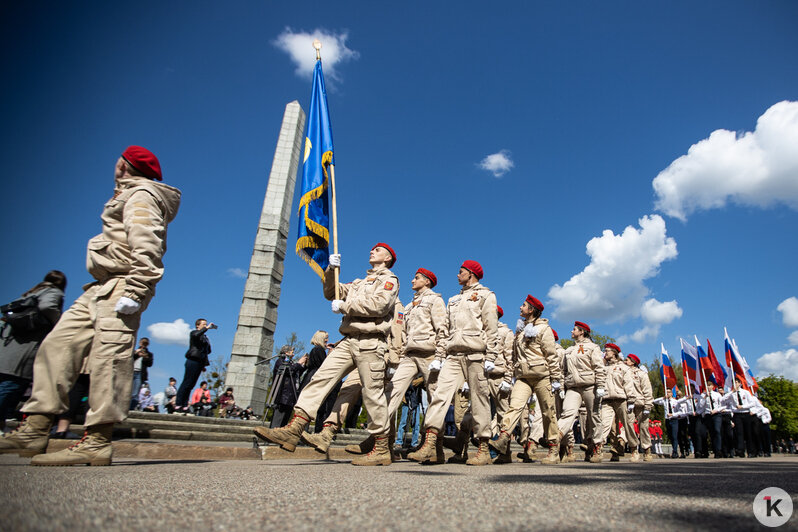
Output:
[1, 454, 796, 531]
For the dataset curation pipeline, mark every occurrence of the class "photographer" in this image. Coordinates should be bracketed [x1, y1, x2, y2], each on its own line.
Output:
[175, 319, 216, 413]
[0, 271, 66, 433]
[269, 345, 308, 428]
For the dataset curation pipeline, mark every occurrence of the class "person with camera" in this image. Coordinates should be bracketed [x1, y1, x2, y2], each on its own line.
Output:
[269, 346, 308, 427]
[0, 271, 67, 434]
[175, 319, 216, 414]
[130, 337, 153, 410]
[0, 146, 181, 466]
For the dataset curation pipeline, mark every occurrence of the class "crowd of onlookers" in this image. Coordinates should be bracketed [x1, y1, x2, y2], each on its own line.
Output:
[129, 379, 259, 420]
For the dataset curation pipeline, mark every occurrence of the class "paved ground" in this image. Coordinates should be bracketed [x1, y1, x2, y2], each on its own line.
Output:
[1, 454, 796, 531]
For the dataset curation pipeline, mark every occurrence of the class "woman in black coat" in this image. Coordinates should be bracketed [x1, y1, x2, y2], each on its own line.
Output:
[269, 345, 308, 428]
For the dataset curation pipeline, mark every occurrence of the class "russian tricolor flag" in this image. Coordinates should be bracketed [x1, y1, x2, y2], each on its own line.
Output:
[661, 343, 678, 393]
[724, 328, 751, 393]
[680, 338, 700, 393]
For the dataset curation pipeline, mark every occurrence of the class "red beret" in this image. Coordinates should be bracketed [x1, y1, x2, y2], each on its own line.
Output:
[372, 243, 396, 266]
[496, 305, 504, 319]
[605, 343, 621, 353]
[574, 321, 590, 333]
[461, 260, 483, 280]
[552, 329, 559, 341]
[122, 145, 162, 181]
[416, 267, 437, 288]
[627, 353, 640, 365]
[525, 295, 544, 311]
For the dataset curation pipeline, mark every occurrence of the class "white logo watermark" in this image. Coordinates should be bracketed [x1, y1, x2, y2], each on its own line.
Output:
[753, 487, 793, 528]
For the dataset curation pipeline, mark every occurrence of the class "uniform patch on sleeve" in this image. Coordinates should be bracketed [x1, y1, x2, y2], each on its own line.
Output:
[384, 281, 394, 290]
[396, 312, 404, 324]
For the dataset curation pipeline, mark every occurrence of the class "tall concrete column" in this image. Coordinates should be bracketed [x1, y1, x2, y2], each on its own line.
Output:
[225, 101, 306, 415]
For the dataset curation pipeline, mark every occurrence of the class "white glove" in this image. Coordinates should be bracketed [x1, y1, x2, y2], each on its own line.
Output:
[429, 359, 443, 372]
[551, 380, 561, 392]
[115, 296, 140, 315]
[331, 300, 344, 313]
[515, 318, 525, 333]
[596, 387, 607, 398]
[523, 324, 539, 338]
[461, 382, 470, 393]
[643, 409, 650, 415]
[329, 253, 341, 268]
[484, 360, 495, 372]
[559, 390, 566, 400]
[499, 381, 512, 394]
[386, 367, 396, 378]
[627, 404, 635, 412]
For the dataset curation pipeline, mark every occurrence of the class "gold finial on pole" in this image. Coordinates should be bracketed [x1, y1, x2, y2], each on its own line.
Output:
[313, 39, 322, 61]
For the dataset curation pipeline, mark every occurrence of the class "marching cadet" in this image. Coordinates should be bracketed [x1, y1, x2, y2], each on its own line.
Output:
[340, 267, 447, 460]
[0, 146, 181, 466]
[557, 321, 606, 463]
[302, 299, 404, 456]
[723, 377, 756, 458]
[552, 329, 576, 462]
[653, 388, 681, 458]
[599, 344, 640, 462]
[625, 354, 654, 461]
[489, 306, 514, 434]
[408, 260, 499, 466]
[489, 295, 561, 464]
[254, 243, 399, 466]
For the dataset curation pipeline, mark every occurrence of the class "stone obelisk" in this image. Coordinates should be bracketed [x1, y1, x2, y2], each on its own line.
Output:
[224, 101, 306, 415]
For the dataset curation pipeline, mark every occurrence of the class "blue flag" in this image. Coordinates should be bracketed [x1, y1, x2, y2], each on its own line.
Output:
[296, 60, 335, 278]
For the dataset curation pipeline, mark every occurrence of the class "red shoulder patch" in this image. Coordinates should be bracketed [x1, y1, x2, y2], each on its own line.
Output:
[384, 281, 394, 290]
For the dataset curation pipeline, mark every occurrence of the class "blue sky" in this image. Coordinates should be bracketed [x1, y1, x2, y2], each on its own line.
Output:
[2, 2, 797, 400]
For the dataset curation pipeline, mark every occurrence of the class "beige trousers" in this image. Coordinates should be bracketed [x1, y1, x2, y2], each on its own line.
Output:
[322, 369, 361, 426]
[600, 399, 639, 447]
[384, 351, 438, 419]
[488, 376, 511, 435]
[634, 405, 651, 450]
[558, 386, 602, 445]
[296, 335, 389, 435]
[23, 279, 144, 427]
[501, 377, 558, 444]
[423, 353, 491, 438]
[530, 400, 544, 442]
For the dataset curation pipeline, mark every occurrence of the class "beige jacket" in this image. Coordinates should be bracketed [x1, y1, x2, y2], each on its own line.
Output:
[402, 287, 447, 360]
[492, 322, 515, 383]
[445, 282, 499, 361]
[562, 339, 606, 389]
[385, 300, 405, 365]
[323, 266, 399, 336]
[512, 316, 562, 382]
[555, 343, 566, 371]
[604, 360, 638, 402]
[630, 365, 654, 408]
[86, 175, 181, 303]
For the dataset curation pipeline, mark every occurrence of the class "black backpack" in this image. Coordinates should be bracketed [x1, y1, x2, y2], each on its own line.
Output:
[1, 295, 48, 335]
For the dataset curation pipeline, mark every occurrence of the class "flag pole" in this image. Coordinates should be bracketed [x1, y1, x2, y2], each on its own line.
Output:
[313, 39, 340, 300]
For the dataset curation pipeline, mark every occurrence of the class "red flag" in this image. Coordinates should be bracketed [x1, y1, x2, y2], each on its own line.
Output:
[706, 339, 726, 389]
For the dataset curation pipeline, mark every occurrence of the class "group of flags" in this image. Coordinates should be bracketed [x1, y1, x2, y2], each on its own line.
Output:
[660, 327, 759, 398]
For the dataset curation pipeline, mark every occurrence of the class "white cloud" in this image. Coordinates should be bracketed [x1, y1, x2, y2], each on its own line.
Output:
[548, 214, 678, 323]
[653, 100, 798, 221]
[227, 267, 247, 279]
[777, 296, 798, 328]
[640, 298, 683, 325]
[273, 28, 359, 80]
[147, 319, 191, 346]
[478, 150, 514, 177]
[618, 325, 660, 345]
[788, 330, 798, 346]
[756, 348, 798, 380]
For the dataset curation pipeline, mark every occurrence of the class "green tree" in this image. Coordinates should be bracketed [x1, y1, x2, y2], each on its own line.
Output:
[758, 375, 798, 438]
[206, 354, 229, 401]
[274, 332, 306, 358]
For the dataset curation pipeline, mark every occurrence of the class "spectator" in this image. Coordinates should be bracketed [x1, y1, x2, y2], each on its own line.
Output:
[190, 381, 212, 415]
[0, 270, 66, 433]
[195, 394, 214, 417]
[299, 331, 329, 392]
[269, 346, 307, 428]
[51, 372, 90, 440]
[130, 338, 153, 410]
[164, 378, 178, 414]
[218, 387, 235, 418]
[138, 386, 158, 413]
[394, 377, 423, 452]
[175, 319, 216, 413]
[241, 406, 257, 420]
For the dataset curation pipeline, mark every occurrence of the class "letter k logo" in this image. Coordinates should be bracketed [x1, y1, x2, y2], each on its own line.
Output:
[764, 496, 783, 517]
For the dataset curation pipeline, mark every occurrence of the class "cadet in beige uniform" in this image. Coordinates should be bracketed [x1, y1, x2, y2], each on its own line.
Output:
[490, 295, 561, 464]
[600, 343, 640, 462]
[1, 146, 181, 466]
[626, 353, 654, 461]
[557, 321, 606, 463]
[408, 260, 499, 466]
[490, 305, 514, 434]
[254, 243, 399, 466]
[302, 300, 404, 455]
